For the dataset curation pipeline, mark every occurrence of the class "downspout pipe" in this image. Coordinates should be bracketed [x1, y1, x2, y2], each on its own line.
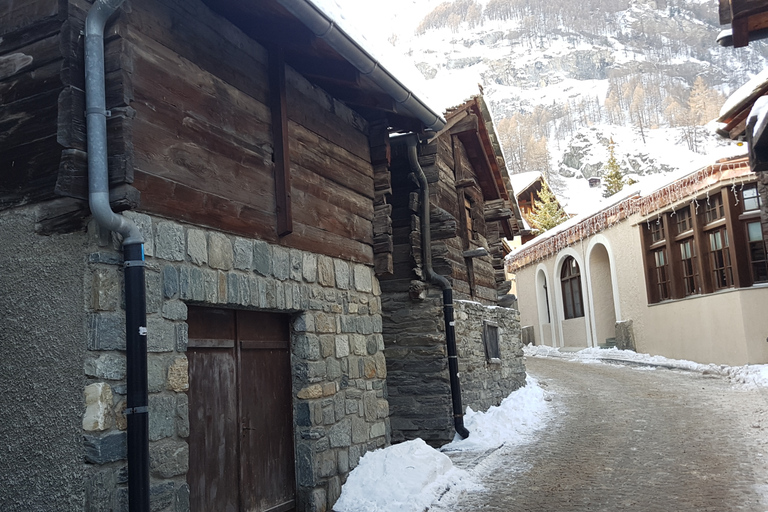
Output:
[85, 2, 150, 511]
[406, 135, 469, 439]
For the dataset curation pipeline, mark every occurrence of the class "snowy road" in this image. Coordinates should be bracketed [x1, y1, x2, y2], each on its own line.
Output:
[437, 356, 768, 512]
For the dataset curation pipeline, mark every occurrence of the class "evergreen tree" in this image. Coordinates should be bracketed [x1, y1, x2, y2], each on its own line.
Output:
[528, 181, 568, 234]
[602, 139, 625, 198]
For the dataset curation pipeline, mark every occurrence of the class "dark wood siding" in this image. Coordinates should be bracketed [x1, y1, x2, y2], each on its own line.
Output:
[380, 136, 501, 303]
[0, 1, 64, 210]
[120, 0, 374, 263]
[6, 0, 377, 258]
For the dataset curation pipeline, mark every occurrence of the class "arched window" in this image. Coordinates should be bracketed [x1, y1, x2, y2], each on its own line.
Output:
[561, 256, 584, 319]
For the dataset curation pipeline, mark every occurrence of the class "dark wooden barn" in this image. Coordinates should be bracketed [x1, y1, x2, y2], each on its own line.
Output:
[377, 95, 528, 445]
[0, 1, 461, 511]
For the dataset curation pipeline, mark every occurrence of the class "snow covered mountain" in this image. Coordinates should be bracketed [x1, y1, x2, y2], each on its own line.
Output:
[372, 0, 765, 214]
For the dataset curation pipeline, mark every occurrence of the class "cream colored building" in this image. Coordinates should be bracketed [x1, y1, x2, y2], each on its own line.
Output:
[507, 158, 768, 366]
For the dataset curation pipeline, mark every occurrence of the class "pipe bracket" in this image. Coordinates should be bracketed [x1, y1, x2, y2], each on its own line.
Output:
[85, 107, 111, 117]
[124, 406, 148, 415]
[123, 260, 146, 268]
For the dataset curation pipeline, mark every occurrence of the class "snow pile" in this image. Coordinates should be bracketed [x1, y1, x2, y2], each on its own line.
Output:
[524, 344, 768, 388]
[719, 365, 768, 388]
[442, 377, 549, 452]
[333, 439, 476, 512]
[335, 378, 551, 511]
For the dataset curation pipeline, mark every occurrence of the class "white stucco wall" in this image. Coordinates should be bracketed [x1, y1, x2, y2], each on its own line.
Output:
[512, 214, 768, 365]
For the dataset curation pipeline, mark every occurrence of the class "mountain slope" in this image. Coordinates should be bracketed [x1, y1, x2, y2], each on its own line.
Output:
[385, 0, 762, 213]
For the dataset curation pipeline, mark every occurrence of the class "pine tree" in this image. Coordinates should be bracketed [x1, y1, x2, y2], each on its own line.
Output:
[527, 181, 567, 234]
[602, 139, 625, 198]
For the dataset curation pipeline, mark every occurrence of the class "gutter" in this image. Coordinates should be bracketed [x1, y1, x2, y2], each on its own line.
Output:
[275, 0, 446, 133]
[85, 1, 150, 511]
[406, 135, 469, 439]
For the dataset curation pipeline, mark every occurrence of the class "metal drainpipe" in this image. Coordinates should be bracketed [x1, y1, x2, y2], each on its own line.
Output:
[85, 1, 149, 511]
[406, 135, 470, 439]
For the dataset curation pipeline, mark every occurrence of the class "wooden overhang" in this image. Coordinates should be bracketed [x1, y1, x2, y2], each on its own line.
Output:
[718, 0, 768, 47]
[716, 70, 768, 140]
[200, 0, 438, 134]
[445, 96, 525, 238]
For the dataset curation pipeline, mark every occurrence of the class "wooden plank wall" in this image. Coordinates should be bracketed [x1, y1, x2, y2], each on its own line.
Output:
[124, 0, 374, 263]
[380, 135, 501, 304]
[435, 136, 497, 303]
[1, 0, 377, 257]
[0, 0, 65, 212]
[0, 0, 141, 232]
[55, 0, 374, 262]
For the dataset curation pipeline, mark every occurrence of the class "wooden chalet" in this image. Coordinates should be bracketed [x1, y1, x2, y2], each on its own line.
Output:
[378, 94, 527, 445]
[716, 2, 768, 279]
[717, 0, 768, 47]
[0, 1, 487, 511]
[508, 171, 561, 245]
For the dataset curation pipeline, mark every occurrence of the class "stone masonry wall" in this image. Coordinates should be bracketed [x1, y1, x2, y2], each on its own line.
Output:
[383, 289, 453, 446]
[383, 290, 525, 447]
[84, 211, 388, 512]
[454, 301, 526, 413]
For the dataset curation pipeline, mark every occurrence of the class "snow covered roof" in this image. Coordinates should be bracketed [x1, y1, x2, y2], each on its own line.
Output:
[506, 156, 750, 271]
[716, 67, 768, 139]
[508, 172, 543, 197]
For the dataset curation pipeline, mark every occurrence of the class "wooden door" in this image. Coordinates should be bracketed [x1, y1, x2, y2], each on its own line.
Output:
[188, 307, 296, 512]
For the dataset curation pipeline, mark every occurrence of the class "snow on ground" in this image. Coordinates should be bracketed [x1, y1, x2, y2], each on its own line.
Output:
[335, 346, 767, 512]
[333, 438, 478, 512]
[334, 378, 550, 512]
[524, 344, 768, 389]
[442, 376, 549, 452]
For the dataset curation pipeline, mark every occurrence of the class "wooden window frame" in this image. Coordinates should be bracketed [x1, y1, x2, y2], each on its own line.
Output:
[640, 186, 765, 304]
[746, 220, 768, 283]
[678, 238, 699, 296]
[675, 206, 692, 234]
[704, 193, 725, 224]
[652, 247, 671, 301]
[708, 226, 733, 290]
[742, 183, 761, 212]
[561, 256, 584, 319]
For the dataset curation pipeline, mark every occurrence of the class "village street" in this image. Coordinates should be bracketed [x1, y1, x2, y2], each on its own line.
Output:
[436, 356, 768, 512]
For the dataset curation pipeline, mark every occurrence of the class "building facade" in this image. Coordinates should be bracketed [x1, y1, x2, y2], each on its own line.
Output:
[0, 1, 526, 510]
[509, 158, 768, 366]
[378, 97, 527, 445]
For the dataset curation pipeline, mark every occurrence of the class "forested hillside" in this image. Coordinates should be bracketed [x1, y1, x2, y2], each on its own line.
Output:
[396, 0, 766, 205]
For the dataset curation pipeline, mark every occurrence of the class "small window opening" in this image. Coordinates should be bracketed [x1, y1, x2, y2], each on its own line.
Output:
[483, 321, 501, 362]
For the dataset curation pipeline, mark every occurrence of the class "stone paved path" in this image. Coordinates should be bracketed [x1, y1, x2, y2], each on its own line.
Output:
[435, 356, 768, 512]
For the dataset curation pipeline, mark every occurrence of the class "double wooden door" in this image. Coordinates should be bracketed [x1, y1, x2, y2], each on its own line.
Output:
[187, 307, 296, 512]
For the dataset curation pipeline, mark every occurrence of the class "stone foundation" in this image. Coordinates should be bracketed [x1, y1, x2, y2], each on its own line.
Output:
[455, 300, 526, 413]
[83, 212, 388, 512]
[383, 288, 525, 446]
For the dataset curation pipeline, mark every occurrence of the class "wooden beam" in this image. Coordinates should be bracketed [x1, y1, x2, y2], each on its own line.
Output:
[720, 0, 733, 24]
[287, 54, 360, 85]
[269, 45, 293, 237]
[322, 86, 399, 114]
[729, 0, 768, 20]
[732, 15, 751, 47]
[448, 113, 479, 136]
